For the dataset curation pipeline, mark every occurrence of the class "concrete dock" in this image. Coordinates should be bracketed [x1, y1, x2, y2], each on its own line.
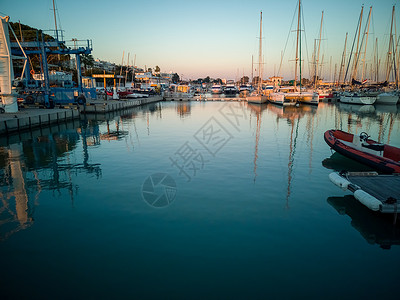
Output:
[78, 95, 162, 114]
[0, 95, 163, 135]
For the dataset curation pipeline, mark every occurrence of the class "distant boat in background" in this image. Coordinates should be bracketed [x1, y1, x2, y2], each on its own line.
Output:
[224, 84, 238, 95]
[211, 85, 223, 94]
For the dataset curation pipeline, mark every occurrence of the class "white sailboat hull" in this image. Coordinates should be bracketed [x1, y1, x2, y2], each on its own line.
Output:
[376, 92, 399, 105]
[247, 95, 267, 104]
[297, 92, 319, 105]
[269, 93, 297, 106]
[340, 95, 376, 105]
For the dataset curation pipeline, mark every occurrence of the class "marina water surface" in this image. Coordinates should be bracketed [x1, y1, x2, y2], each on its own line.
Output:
[1, 101, 400, 299]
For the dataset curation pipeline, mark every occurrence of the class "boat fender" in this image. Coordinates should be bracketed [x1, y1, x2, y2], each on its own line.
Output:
[329, 172, 351, 191]
[354, 190, 381, 211]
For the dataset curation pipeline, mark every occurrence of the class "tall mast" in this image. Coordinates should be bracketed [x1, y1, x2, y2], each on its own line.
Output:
[344, 7, 363, 85]
[338, 33, 348, 85]
[258, 11, 263, 94]
[352, 6, 364, 81]
[393, 21, 399, 88]
[334, 63, 337, 86]
[52, 0, 59, 41]
[132, 54, 136, 83]
[294, 0, 301, 89]
[251, 54, 254, 84]
[125, 52, 130, 85]
[312, 40, 316, 84]
[373, 37, 378, 82]
[118, 51, 124, 88]
[361, 6, 372, 82]
[314, 11, 324, 88]
[386, 6, 395, 82]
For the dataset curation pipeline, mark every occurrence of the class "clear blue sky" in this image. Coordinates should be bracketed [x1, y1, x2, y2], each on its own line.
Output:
[1, 0, 398, 80]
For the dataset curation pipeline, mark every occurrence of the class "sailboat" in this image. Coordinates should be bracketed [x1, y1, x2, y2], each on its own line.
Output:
[340, 6, 376, 105]
[270, 0, 318, 106]
[247, 11, 268, 104]
[376, 6, 399, 105]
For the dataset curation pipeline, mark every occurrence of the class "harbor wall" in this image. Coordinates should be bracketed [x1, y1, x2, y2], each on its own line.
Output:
[0, 95, 163, 136]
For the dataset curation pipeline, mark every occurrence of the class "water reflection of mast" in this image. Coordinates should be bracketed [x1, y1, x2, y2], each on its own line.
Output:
[306, 112, 315, 174]
[286, 117, 300, 209]
[387, 113, 395, 144]
[377, 114, 384, 142]
[147, 113, 150, 135]
[247, 103, 264, 182]
[253, 110, 261, 182]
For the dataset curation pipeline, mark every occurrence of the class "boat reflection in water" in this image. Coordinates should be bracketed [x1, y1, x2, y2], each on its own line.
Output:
[328, 196, 400, 250]
[338, 103, 376, 115]
[176, 102, 192, 118]
[322, 152, 374, 172]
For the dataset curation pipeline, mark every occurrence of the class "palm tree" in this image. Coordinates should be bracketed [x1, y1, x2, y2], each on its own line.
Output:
[80, 53, 94, 73]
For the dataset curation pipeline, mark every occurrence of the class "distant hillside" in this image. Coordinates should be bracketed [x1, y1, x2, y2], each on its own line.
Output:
[9, 22, 55, 42]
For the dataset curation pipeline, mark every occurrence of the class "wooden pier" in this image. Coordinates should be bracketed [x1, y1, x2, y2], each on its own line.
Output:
[329, 172, 400, 213]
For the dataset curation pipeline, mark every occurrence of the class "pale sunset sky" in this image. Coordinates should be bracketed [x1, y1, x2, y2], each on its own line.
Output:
[1, 0, 398, 81]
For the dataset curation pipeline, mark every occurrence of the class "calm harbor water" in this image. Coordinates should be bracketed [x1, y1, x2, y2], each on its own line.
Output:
[1, 101, 400, 299]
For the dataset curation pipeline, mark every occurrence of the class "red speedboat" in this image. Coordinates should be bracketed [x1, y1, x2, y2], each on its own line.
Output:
[324, 129, 400, 174]
[105, 90, 133, 97]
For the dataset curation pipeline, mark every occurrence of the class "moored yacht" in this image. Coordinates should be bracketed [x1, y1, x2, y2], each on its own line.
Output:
[247, 91, 268, 104]
[340, 91, 376, 105]
[376, 91, 399, 104]
[211, 85, 223, 94]
[297, 90, 319, 105]
[224, 84, 238, 95]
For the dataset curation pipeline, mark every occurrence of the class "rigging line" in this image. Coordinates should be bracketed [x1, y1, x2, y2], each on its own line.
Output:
[344, 8, 363, 84]
[278, 2, 298, 77]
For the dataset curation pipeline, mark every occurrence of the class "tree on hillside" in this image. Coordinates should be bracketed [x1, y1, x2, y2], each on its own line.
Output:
[172, 73, 180, 83]
[213, 78, 222, 84]
[240, 76, 249, 84]
[81, 53, 94, 72]
[155, 65, 160, 73]
[252, 76, 260, 85]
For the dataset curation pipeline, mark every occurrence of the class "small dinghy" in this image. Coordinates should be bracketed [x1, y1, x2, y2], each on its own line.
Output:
[324, 129, 400, 174]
